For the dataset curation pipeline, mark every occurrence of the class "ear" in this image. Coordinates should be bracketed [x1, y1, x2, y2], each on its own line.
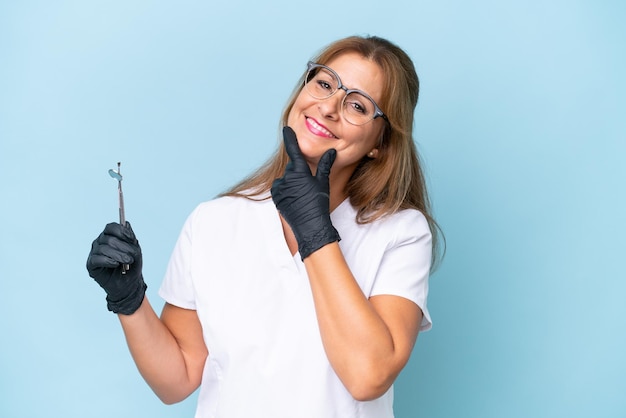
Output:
[367, 148, 379, 159]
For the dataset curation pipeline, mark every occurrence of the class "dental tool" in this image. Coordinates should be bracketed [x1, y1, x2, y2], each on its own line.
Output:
[108, 162, 130, 274]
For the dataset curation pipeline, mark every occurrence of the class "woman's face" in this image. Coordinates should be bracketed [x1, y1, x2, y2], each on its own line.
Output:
[287, 52, 386, 183]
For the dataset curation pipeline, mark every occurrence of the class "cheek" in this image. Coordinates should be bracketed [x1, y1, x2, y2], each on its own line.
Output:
[335, 131, 379, 163]
[288, 91, 310, 115]
[344, 127, 383, 163]
[346, 125, 383, 151]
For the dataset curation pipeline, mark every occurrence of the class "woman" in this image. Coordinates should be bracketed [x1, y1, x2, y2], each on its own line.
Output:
[87, 35, 442, 418]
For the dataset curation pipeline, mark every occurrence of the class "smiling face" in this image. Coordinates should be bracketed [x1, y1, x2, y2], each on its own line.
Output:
[287, 52, 387, 188]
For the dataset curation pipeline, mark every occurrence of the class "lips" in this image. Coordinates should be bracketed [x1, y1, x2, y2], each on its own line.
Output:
[305, 117, 337, 138]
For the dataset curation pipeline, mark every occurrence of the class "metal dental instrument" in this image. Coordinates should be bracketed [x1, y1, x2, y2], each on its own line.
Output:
[108, 162, 130, 274]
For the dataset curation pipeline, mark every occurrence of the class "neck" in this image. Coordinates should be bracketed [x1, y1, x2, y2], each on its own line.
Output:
[330, 189, 347, 212]
[328, 170, 352, 212]
[307, 159, 356, 212]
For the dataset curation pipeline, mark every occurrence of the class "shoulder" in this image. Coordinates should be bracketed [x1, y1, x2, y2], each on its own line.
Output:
[182, 192, 275, 237]
[191, 192, 271, 219]
[385, 208, 430, 237]
[337, 202, 431, 243]
[369, 209, 432, 254]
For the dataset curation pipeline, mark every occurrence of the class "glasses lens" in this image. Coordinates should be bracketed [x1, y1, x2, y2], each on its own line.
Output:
[304, 64, 382, 126]
[305, 67, 338, 99]
[343, 92, 377, 125]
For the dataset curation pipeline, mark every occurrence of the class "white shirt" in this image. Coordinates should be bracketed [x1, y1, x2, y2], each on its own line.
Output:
[159, 194, 432, 418]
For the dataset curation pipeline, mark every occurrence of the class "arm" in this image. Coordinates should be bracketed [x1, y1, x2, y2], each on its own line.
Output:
[86, 222, 207, 404]
[304, 241, 422, 401]
[118, 299, 208, 404]
[271, 128, 425, 400]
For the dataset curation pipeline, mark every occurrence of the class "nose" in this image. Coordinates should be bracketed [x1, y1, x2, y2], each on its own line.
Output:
[317, 90, 345, 121]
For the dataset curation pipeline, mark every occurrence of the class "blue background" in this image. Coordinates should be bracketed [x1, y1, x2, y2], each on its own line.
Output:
[1, 1, 624, 417]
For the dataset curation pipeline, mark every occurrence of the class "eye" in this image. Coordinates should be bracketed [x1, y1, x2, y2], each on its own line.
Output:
[316, 79, 333, 91]
[313, 69, 337, 90]
[345, 98, 369, 115]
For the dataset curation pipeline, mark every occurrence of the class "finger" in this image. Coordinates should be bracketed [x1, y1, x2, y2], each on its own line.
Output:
[87, 239, 117, 270]
[101, 238, 137, 259]
[103, 222, 137, 242]
[94, 230, 139, 258]
[315, 148, 336, 180]
[91, 235, 137, 263]
[123, 221, 136, 240]
[103, 222, 126, 239]
[283, 126, 310, 173]
[87, 253, 123, 270]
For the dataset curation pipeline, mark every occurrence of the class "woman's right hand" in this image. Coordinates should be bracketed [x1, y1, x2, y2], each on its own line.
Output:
[87, 223, 206, 403]
[86, 222, 146, 315]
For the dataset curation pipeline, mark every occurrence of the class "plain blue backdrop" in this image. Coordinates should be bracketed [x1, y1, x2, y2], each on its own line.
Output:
[1, 1, 624, 417]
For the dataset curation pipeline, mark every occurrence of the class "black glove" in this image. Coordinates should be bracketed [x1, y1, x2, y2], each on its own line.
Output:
[86, 222, 147, 315]
[271, 126, 341, 260]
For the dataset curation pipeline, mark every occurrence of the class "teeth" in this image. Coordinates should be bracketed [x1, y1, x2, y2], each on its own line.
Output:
[308, 118, 336, 138]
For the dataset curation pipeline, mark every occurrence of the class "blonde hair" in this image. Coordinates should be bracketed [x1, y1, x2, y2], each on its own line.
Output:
[222, 35, 444, 270]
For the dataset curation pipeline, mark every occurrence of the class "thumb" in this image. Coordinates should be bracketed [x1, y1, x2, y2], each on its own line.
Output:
[282, 126, 309, 172]
[315, 148, 336, 180]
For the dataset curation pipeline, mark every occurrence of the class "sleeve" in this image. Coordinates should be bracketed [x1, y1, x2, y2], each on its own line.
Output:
[370, 210, 433, 331]
[158, 208, 198, 310]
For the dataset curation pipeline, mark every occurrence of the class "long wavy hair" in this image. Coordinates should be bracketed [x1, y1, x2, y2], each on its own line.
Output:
[222, 35, 444, 270]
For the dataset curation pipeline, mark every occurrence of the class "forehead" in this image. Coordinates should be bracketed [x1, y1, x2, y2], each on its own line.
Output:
[324, 53, 385, 103]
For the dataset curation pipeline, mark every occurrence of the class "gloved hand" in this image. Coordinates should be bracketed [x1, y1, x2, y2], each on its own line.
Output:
[86, 222, 147, 315]
[271, 126, 341, 260]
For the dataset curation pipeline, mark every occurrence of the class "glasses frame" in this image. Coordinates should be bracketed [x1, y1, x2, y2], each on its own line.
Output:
[305, 61, 389, 126]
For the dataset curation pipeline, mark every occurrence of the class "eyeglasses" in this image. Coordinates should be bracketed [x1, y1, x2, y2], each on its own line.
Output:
[304, 61, 389, 126]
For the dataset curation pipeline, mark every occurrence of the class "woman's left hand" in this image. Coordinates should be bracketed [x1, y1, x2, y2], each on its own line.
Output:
[271, 126, 341, 259]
